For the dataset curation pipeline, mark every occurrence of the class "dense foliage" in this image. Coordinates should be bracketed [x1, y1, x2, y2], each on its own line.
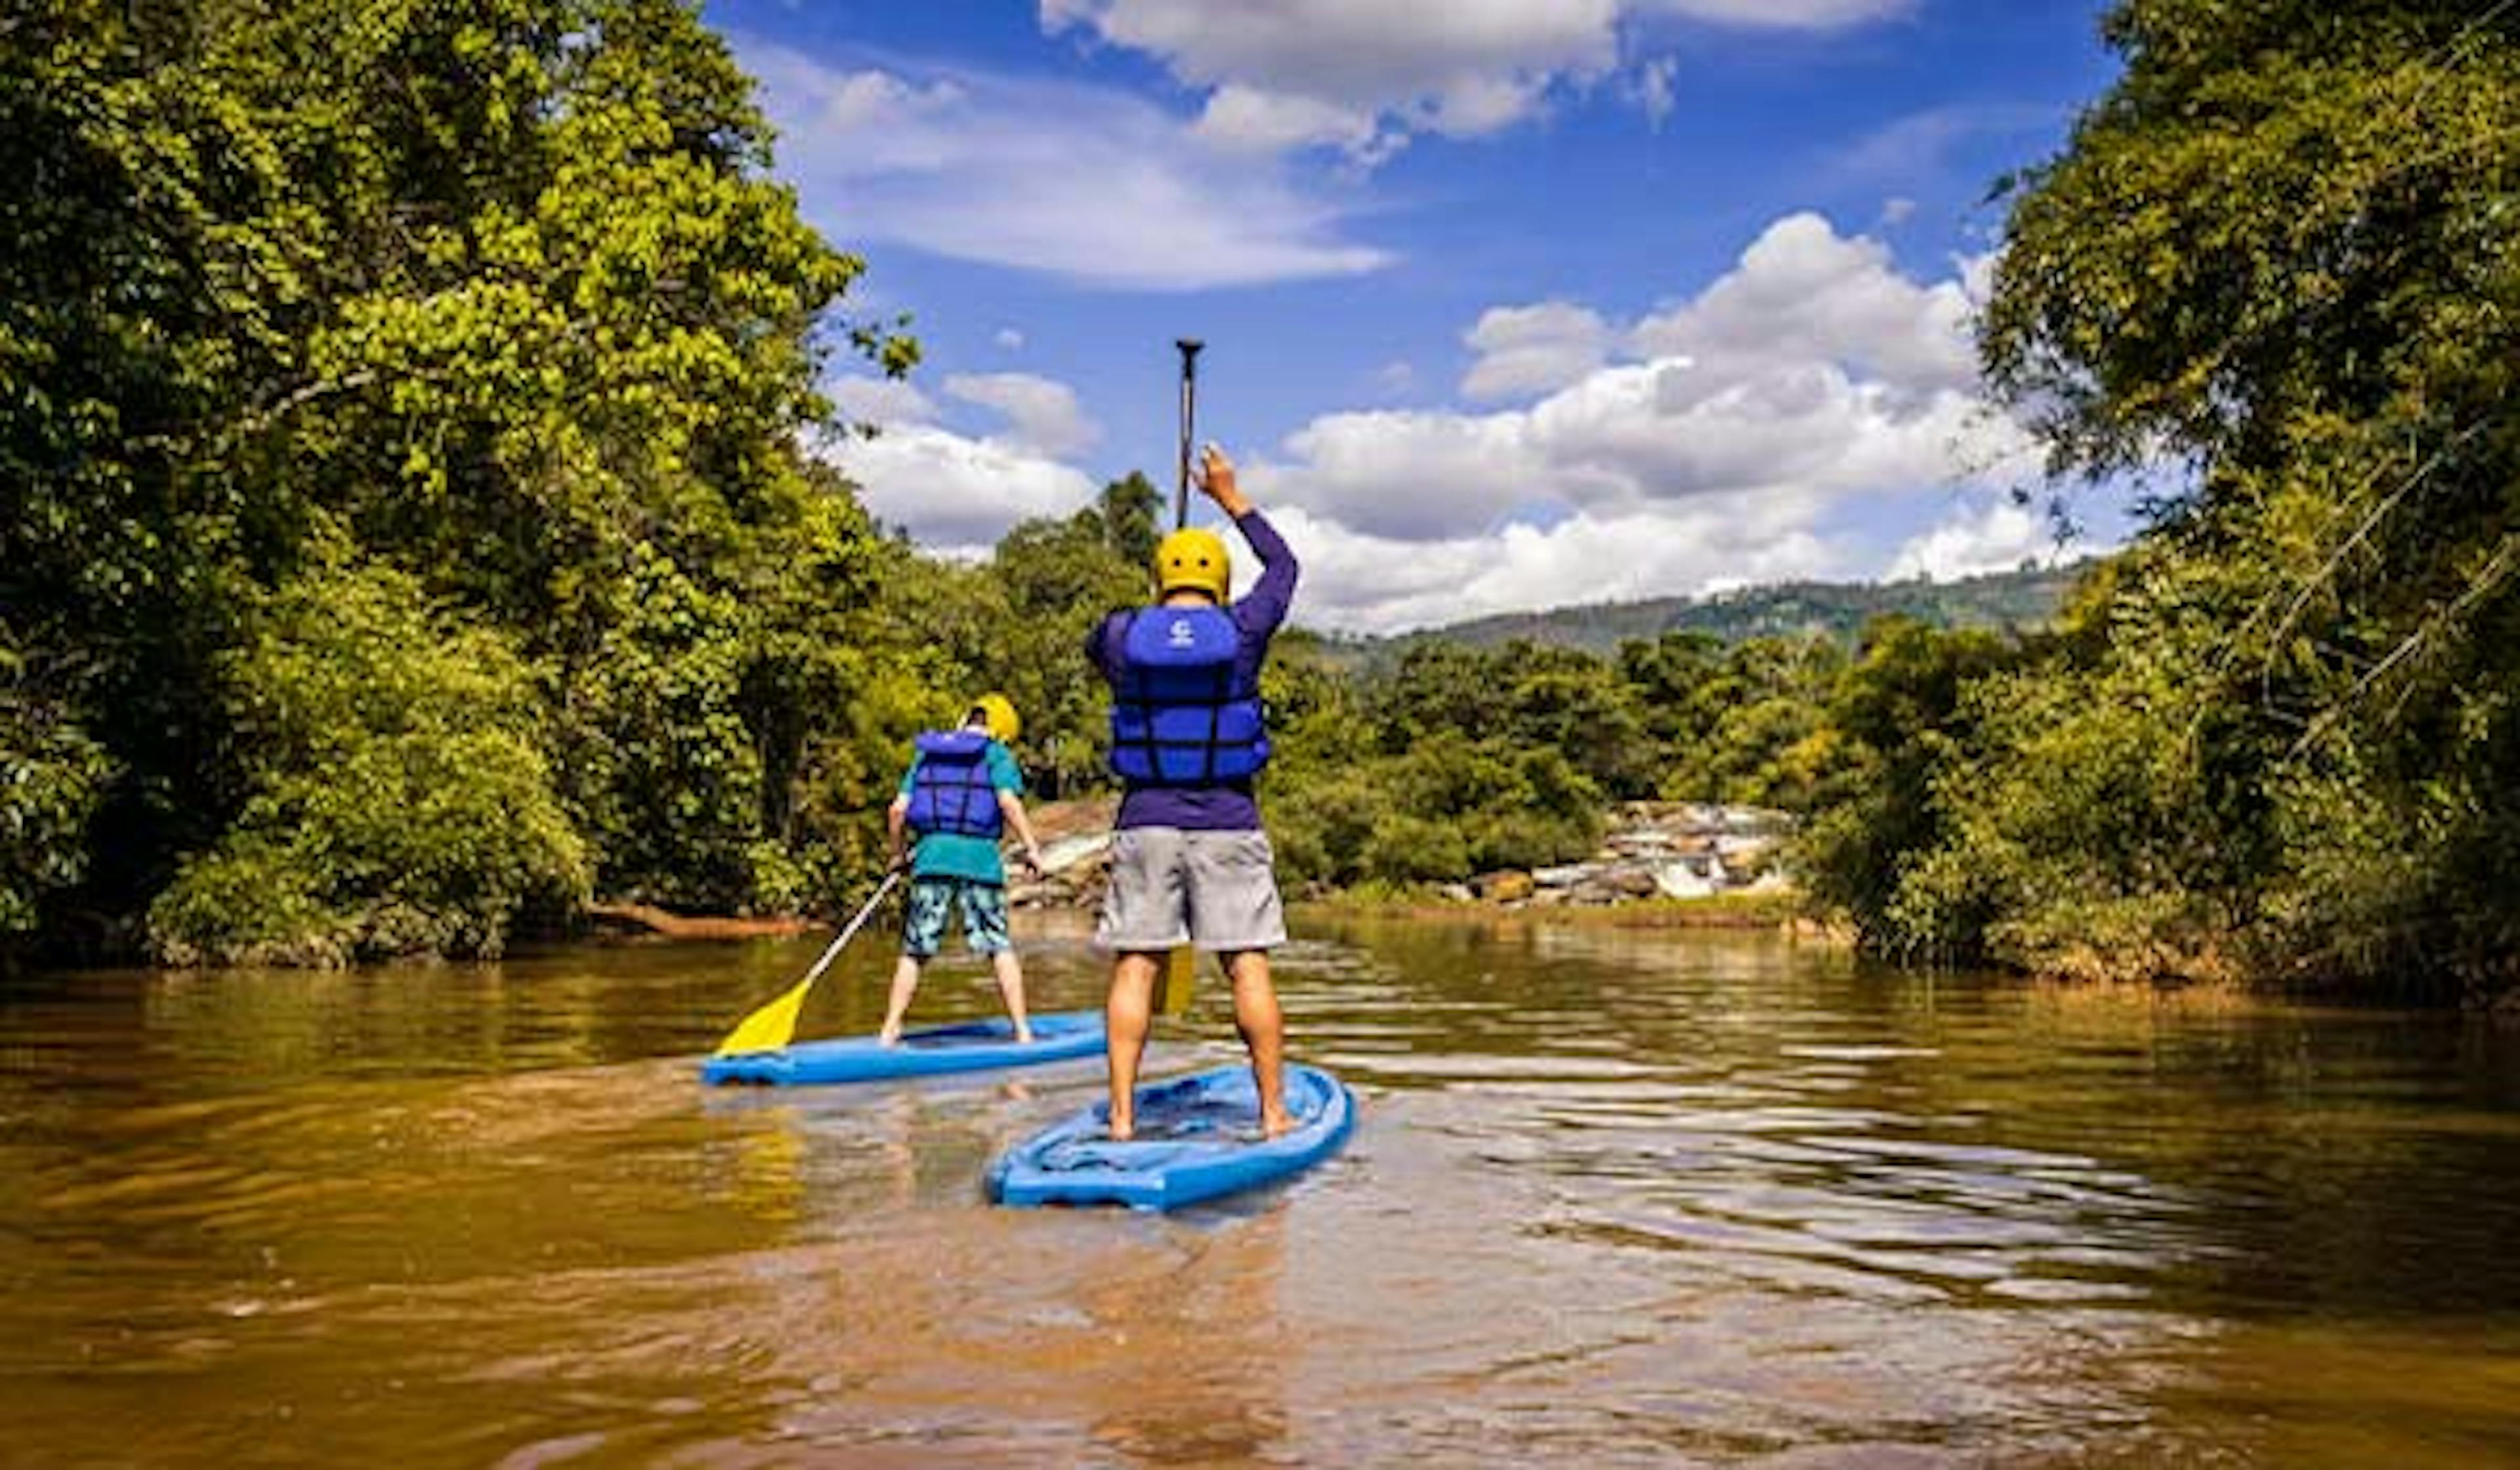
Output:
[1796, 0, 2520, 1004]
[148, 562, 588, 966]
[1263, 631, 1839, 891]
[3, 0, 915, 961]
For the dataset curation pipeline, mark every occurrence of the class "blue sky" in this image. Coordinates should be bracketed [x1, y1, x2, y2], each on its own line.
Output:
[705, 1, 2129, 632]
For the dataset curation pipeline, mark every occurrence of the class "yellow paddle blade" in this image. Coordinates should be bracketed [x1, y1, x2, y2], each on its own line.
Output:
[1158, 945, 1196, 1017]
[710, 870, 899, 1058]
[714, 974, 814, 1057]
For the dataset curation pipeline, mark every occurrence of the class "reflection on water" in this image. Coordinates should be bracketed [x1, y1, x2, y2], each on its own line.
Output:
[7, 914, 2520, 1465]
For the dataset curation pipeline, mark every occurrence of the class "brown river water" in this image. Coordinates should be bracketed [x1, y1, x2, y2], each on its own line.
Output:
[7, 912, 2520, 1467]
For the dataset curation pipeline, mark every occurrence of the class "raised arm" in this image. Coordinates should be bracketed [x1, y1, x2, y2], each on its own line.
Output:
[1234, 503, 1298, 628]
[1196, 444, 1297, 631]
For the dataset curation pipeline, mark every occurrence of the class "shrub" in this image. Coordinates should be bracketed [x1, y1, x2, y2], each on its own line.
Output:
[150, 564, 587, 965]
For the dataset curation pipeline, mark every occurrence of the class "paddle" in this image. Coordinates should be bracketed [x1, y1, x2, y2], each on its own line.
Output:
[712, 870, 904, 1057]
[1156, 337, 1204, 1018]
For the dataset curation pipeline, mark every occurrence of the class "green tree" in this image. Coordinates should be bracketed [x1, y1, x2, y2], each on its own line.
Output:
[1617, 631, 1727, 749]
[3, 0, 917, 958]
[1656, 637, 1843, 805]
[1795, 618, 2023, 957]
[559, 541, 766, 911]
[148, 562, 587, 966]
[1370, 641, 1514, 755]
[1080, 471, 1164, 570]
[1954, 0, 2520, 996]
[0, 632, 114, 946]
[1490, 642, 1655, 798]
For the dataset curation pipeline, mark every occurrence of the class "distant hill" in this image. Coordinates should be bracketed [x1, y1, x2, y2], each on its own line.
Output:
[1325, 560, 2094, 662]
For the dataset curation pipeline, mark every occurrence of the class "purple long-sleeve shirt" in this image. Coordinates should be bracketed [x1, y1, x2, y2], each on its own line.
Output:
[1087, 508, 1298, 831]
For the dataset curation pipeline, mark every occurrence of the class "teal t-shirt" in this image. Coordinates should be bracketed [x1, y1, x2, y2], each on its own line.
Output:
[898, 740, 1024, 883]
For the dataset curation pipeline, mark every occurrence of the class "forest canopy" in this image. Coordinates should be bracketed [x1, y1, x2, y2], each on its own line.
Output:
[3, 0, 919, 961]
[1807, 0, 2520, 1002]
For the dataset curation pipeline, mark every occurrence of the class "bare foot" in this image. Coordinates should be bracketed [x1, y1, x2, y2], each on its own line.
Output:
[877, 1028, 900, 1047]
[1108, 1116, 1135, 1143]
[1261, 1108, 1293, 1139]
[1015, 1028, 1035, 1045]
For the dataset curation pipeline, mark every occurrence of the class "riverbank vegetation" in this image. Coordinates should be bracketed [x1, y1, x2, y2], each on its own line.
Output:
[7, 1, 2515, 1005]
[5, 0, 923, 963]
[1836, 0, 2520, 1007]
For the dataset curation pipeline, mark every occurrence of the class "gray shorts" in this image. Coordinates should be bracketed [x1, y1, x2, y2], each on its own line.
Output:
[1095, 828, 1287, 954]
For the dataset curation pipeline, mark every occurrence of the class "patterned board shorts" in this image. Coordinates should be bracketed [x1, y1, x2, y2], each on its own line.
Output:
[901, 876, 1013, 958]
[1094, 828, 1287, 954]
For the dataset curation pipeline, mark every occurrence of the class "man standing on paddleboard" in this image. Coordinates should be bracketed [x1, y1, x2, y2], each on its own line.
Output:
[1085, 444, 1297, 1139]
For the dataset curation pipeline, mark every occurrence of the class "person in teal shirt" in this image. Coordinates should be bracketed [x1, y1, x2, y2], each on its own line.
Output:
[881, 694, 1045, 1045]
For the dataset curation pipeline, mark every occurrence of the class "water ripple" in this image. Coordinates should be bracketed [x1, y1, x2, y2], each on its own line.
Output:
[7, 923, 2520, 1466]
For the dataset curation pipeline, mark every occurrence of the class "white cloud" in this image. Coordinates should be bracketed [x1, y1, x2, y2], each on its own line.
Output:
[1629, 56, 1678, 131]
[820, 211, 2045, 631]
[1630, 211, 1983, 400]
[828, 375, 935, 425]
[994, 327, 1026, 351]
[1261, 355, 2012, 544]
[942, 372, 1101, 459]
[736, 41, 1393, 289]
[1958, 248, 2000, 306]
[1265, 408, 1546, 539]
[819, 371, 1103, 548]
[1828, 103, 2063, 190]
[1236, 213, 2036, 630]
[1887, 496, 2080, 582]
[1041, 0, 1904, 161]
[819, 424, 1099, 552]
[1461, 300, 1614, 402]
[1046, 0, 1614, 143]
[1259, 503, 1845, 635]
[1195, 85, 1397, 160]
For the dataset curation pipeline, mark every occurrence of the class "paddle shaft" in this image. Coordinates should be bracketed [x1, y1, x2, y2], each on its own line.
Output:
[1162, 337, 1205, 1017]
[802, 869, 902, 988]
[1173, 338, 1202, 527]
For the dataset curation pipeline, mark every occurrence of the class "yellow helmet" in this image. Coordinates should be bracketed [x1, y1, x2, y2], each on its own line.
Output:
[969, 693, 1020, 744]
[1154, 527, 1231, 603]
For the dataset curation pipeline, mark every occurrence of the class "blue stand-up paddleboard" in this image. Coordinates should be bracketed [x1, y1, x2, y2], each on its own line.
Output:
[702, 1011, 1105, 1086]
[987, 1062, 1354, 1211]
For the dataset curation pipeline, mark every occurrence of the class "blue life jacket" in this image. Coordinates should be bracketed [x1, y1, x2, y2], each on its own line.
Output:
[904, 729, 1002, 837]
[1106, 606, 1270, 786]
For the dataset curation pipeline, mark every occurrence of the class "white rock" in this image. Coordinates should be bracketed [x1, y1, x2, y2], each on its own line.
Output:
[1654, 862, 1718, 899]
[1032, 833, 1112, 873]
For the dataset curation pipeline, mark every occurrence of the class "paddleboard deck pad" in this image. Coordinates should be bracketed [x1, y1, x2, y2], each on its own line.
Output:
[702, 1011, 1104, 1085]
[987, 1062, 1354, 1211]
